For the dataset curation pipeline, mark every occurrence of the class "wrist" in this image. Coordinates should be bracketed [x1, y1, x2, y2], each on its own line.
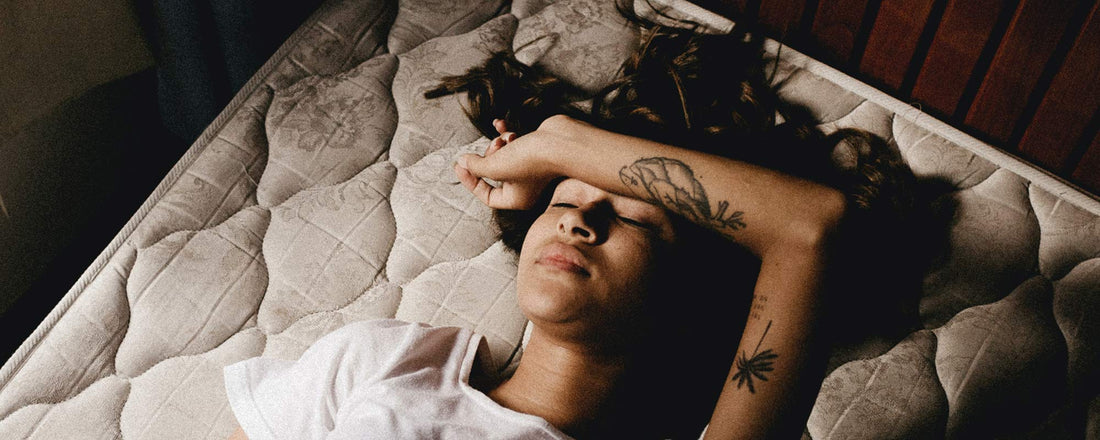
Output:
[534, 115, 587, 177]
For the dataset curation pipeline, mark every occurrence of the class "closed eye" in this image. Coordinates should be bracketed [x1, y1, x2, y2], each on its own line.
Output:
[552, 202, 652, 229]
[618, 215, 650, 229]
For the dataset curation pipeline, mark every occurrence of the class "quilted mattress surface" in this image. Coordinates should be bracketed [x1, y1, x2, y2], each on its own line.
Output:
[2, 0, 1099, 438]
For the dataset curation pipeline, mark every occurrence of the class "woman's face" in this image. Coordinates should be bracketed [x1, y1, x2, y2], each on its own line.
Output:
[516, 178, 677, 344]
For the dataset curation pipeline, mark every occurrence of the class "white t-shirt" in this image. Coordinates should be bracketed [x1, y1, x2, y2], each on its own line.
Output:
[224, 319, 571, 440]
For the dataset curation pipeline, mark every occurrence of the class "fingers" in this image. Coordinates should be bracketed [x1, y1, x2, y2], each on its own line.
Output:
[457, 152, 492, 180]
[484, 131, 516, 157]
[454, 157, 502, 208]
[493, 118, 508, 134]
[485, 136, 506, 156]
[455, 154, 495, 203]
[470, 176, 498, 207]
[456, 153, 529, 209]
[454, 156, 478, 190]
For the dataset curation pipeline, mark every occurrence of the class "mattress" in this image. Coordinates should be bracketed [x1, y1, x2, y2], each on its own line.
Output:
[2, 0, 1098, 438]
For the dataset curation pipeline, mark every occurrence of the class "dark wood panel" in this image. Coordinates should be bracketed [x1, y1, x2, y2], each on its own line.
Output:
[963, 0, 1080, 145]
[1071, 130, 1100, 194]
[858, 0, 937, 91]
[910, 0, 1007, 116]
[809, 0, 872, 65]
[1018, 1, 1100, 172]
[716, 0, 1100, 197]
[758, 0, 809, 39]
[698, 0, 752, 18]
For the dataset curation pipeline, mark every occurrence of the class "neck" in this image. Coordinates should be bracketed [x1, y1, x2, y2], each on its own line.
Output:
[487, 327, 629, 435]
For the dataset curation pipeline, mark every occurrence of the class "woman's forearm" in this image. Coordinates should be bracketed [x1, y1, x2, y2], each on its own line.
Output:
[702, 241, 828, 439]
[537, 115, 846, 258]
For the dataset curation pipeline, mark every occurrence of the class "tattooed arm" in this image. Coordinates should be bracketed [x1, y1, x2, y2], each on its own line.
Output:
[456, 115, 841, 439]
[455, 115, 845, 254]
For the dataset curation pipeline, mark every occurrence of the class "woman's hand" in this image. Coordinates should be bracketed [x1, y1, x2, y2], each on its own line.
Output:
[454, 117, 566, 210]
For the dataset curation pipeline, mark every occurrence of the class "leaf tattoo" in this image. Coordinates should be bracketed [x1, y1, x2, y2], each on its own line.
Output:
[731, 320, 777, 394]
[619, 157, 746, 236]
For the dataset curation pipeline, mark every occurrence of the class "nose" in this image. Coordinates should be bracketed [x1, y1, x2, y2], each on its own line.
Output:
[557, 205, 607, 245]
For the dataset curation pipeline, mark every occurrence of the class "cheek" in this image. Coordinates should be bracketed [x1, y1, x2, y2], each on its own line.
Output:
[602, 237, 663, 299]
[622, 234, 663, 271]
[517, 215, 552, 269]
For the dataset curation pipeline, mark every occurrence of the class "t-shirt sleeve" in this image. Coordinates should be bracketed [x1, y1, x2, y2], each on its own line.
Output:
[223, 319, 429, 440]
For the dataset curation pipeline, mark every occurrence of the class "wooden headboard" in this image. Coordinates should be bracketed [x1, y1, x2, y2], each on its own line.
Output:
[701, 0, 1100, 197]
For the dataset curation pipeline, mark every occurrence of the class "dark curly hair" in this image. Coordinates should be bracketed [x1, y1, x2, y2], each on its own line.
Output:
[427, 5, 954, 438]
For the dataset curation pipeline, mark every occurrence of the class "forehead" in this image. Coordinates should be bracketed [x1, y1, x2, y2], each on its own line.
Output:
[552, 179, 643, 205]
[553, 178, 598, 197]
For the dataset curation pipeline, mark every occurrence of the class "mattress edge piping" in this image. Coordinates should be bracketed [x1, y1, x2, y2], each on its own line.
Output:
[0, 0, 335, 393]
[764, 39, 1100, 216]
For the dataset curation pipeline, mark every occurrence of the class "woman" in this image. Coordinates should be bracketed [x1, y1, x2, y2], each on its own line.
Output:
[226, 10, 938, 440]
[459, 115, 844, 438]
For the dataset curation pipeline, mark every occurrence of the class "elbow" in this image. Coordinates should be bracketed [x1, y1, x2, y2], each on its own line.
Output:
[815, 187, 848, 237]
[779, 187, 847, 253]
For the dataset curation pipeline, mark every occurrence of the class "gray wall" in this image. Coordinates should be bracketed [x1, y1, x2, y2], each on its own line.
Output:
[0, 0, 154, 140]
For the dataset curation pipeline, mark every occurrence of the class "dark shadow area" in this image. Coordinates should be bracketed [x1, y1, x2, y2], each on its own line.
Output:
[0, 68, 186, 363]
[0, 0, 326, 366]
[132, 0, 325, 142]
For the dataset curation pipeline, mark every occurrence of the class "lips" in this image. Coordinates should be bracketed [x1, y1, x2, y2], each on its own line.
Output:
[535, 242, 591, 276]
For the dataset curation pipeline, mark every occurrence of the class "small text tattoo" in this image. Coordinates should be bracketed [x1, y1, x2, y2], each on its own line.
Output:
[731, 320, 777, 393]
[749, 294, 768, 321]
[619, 157, 746, 236]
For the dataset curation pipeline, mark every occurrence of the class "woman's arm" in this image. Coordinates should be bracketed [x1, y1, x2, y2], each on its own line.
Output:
[457, 115, 844, 439]
[456, 115, 845, 256]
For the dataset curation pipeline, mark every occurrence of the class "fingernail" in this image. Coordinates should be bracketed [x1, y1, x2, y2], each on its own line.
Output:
[456, 155, 468, 168]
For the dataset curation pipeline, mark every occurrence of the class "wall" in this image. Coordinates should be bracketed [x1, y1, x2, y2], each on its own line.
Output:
[0, 0, 156, 325]
[0, 0, 154, 140]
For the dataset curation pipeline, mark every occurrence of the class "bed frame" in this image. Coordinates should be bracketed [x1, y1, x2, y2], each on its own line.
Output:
[702, 0, 1100, 197]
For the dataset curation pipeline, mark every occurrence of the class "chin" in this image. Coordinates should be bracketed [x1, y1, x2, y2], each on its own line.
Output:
[516, 280, 587, 326]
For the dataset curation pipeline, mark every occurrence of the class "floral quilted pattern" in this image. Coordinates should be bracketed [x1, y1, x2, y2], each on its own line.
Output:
[259, 162, 397, 334]
[0, 375, 130, 440]
[1051, 260, 1100, 397]
[387, 0, 507, 55]
[1, 1, 1098, 439]
[117, 207, 270, 377]
[396, 241, 526, 372]
[919, 169, 1040, 327]
[513, 0, 637, 92]
[387, 140, 499, 284]
[389, 14, 518, 168]
[261, 282, 403, 361]
[933, 276, 1066, 438]
[119, 330, 265, 440]
[259, 54, 399, 207]
[893, 116, 998, 189]
[808, 331, 947, 440]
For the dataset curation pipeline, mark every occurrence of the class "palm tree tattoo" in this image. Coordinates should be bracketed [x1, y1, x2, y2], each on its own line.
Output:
[731, 320, 777, 394]
[619, 157, 746, 236]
